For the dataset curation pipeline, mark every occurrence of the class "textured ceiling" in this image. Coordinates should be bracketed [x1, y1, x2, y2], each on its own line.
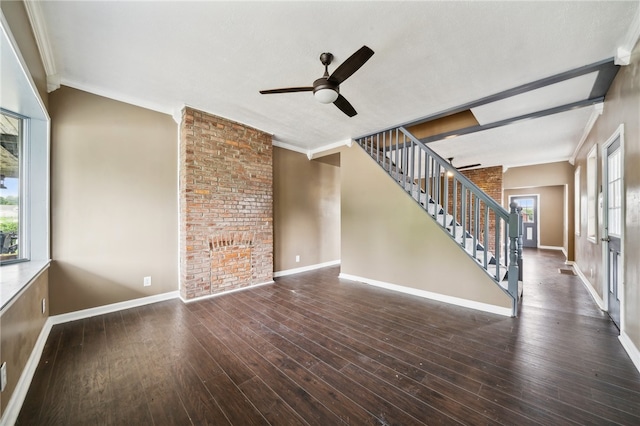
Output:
[36, 1, 640, 167]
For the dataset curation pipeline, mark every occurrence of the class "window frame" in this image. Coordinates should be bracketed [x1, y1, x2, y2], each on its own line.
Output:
[574, 166, 581, 236]
[1, 109, 29, 265]
[586, 145, 598, 243]
[0, 12, 51, 311]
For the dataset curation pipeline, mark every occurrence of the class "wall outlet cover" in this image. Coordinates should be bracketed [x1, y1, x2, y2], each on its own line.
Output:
[144, 276, 152, 287]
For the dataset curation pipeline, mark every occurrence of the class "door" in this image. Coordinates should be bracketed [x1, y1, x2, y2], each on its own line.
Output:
[511, 196, 538, 248]
[604, 135, 622, 328]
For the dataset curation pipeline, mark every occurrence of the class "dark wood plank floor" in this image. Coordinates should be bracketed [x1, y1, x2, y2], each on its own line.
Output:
[17, 249, 640, 425]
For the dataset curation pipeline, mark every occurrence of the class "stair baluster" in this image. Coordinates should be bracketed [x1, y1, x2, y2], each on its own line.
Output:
[356, 126, 523, 316]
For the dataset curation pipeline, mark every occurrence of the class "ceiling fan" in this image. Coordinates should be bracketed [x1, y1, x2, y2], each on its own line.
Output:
[259, 45, 374, 117]
[448, 157, 481, 171]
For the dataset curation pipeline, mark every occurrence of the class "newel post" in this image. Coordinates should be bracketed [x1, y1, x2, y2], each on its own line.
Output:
[516, 206, 524, 282]
[508, 201, 520, 316]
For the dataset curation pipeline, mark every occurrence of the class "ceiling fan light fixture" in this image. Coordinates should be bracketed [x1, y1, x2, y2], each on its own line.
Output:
[314, 88, 338, 104]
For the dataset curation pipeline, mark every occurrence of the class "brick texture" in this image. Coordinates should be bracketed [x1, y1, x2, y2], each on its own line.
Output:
[447, 166, 503, 253]
[179, 107, 273, 300]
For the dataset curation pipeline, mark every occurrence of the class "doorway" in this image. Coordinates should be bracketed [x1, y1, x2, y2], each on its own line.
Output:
[510, 195, 539, 248]
[603, 125, 624, 329]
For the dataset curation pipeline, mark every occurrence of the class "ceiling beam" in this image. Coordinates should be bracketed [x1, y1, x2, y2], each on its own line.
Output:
[416, 97, 605, 145]
[358, 58, 619, 141]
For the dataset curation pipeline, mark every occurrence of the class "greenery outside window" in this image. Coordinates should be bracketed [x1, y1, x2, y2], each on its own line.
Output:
[0, 111, 24, 264]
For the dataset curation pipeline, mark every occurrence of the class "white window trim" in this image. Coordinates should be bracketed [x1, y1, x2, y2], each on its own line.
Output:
[0, 12, 50, 310]
[586, 144, 598, 243]
[574, 166, 581, 236]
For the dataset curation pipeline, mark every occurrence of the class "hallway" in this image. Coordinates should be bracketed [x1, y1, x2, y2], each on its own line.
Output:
[17, 249, 640, 425]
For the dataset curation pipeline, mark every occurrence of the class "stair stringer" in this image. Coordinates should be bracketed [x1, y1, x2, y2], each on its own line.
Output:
[340, 144, 513, 316]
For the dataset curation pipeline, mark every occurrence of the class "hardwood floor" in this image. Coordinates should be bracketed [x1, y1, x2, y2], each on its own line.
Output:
[17, 249, 640, 425]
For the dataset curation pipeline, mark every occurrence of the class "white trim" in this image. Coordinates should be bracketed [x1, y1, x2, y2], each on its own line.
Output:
[538, 245, 563, 251]
[0, 261, 50, 312]
[615, 9, 640, 66]
[338, 273, 512, 317]
[619, 331, 640, 374]
[0, 291, 181, 426]
[274, 260, 341, 277]
[271, 140, 309, 156]
[48, 291, 180, 325]
[1, 317, 52, 426]
[60, 79, 174, 116]
[22, 0, 59, 92]
[601, 123, 625, 329]
[570, 103, 604, 165]
[573, 262, 605, 310]
[180, 280, 274, 303]
[308, 139, 352, 159]
[509, 194, 540, 249]
[273, 139, 354, 159]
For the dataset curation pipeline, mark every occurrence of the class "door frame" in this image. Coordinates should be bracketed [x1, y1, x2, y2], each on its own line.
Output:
[508, 194, 540, 248]
[601, 123, 625, 330]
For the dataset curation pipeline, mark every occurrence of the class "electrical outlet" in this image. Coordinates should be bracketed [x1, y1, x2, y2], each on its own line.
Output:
[1, 362, 7, 392]
[144, 276, 151, 287]
[295, 255, 300, 263]
[42, 298, 46, 314]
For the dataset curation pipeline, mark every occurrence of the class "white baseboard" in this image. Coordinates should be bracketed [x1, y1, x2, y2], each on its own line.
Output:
[338, 273, 512, 317]
[274, 260, 340, 278]
[49, 291, 180, 325]
[180, 280, 274, 303]
[538, 245, 564, 251]
[1, 319, 52, 426]
[619, 331, 640, 374]
[573, 263, 605, 310]
[0, 291, 181, 426]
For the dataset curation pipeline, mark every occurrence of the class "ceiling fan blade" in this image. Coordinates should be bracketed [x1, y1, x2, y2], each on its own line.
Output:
[333, 94, 357, 117]
[329, 45, 374, 85]
[259, 87, 313, 95]
[456, 163, 481, 171]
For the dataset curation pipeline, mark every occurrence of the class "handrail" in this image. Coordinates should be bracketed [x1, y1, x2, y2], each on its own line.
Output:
[355, 126, 522, 316]
[397, 127, 509, 220]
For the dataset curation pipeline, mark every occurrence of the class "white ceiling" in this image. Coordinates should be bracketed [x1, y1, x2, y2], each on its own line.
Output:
[34, 1, 640, 167]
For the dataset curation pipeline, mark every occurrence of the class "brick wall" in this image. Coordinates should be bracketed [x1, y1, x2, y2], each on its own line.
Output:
[446, 166, 503, 253]
[460, 166, 503, 206]
[179, 107, 273, 300]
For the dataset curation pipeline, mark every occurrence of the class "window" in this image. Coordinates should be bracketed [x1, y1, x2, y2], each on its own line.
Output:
[574, 166, 580, 236]
[1, 15, 50, 309]
[0, 111, 24, 264]
[587, 145, 598, 242]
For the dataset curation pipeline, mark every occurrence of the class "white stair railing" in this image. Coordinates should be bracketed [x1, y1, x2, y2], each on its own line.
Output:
[356, 127, 523, 316]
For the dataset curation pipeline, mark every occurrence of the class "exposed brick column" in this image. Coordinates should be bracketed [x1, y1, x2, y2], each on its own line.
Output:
[179, 107, 273, 300]
[447, 166, 503, 253]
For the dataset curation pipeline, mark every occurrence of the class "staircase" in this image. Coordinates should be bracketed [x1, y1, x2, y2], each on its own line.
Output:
[355, 126, 523, 316]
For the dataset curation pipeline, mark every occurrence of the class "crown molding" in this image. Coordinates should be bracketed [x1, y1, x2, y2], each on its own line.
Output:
[570, 102, 604, 164]
[615, 7, 640, 65]
[23, 0, 59, 92]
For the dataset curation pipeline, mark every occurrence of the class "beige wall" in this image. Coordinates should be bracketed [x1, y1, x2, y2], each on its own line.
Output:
[504, 162, 574, 259]
[0, 0, 48, 108]
[341, 145, 511, 310]
[273, 148, 340, 272]
[49, 86, 178, 314]
[0, 270, 49, 417]
[504, 186, 565, 248]
[574, 40, 640, 353]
